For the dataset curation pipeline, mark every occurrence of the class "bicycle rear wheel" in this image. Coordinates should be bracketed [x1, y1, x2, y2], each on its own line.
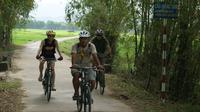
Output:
[95, 73, 100, 89]
[84, 86, 91, 112]
[99, 72, 105, 95]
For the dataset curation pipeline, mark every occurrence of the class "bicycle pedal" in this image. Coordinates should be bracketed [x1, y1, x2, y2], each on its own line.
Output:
[72, 95, 80, 100]
[51, 88, 56, 91]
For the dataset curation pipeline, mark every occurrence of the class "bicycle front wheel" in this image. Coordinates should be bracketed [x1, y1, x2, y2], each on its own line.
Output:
[47, 73, 52, 102]
[84, 86, 91, 112]
[77, 87, 83, 112]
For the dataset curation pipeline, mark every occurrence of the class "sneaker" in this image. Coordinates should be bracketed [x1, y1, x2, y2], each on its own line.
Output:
[91, 97, 93, 104]
[51, 85, 56, 91]
[38, 74, 43, 82]
[72, 94, 80, 100]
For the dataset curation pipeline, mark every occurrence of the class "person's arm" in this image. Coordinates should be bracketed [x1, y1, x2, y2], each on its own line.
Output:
[104, 38, 112, 57]
[92, 53, 101, 66]
[36, 40, 44, 58]
[106, 44, 112, 57]
[91, 43, 103, 68]
[71, 44, 78, 67]
[55, 40, 62, 57]
[71, 53, 76, 65]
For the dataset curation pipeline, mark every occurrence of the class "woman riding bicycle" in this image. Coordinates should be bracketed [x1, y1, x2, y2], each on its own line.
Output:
[36, 30, 63, 91]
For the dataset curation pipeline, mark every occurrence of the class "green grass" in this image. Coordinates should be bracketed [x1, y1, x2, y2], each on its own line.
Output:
[0, 79, 21, 90]
[60, 38, 79, 56]
[12, 29, 78, 45]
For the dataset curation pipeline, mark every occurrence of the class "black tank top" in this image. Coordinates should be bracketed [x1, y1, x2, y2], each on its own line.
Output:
[92, 38, 107, 54]
[41, 39, 56, 58]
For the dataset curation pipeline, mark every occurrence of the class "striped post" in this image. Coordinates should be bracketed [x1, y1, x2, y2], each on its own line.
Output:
[161, 19, 167, 103]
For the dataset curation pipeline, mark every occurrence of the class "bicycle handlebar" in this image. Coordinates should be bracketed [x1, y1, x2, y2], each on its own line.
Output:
[70, 66, 96, 70]
[70, 66, 105, 72]
[37, 56, 62, 61]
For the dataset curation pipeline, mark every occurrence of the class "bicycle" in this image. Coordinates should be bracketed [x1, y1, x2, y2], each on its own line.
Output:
[95, 68, 105, 95]
[70, 66, 96, 112]
[41, 58, 56, 102]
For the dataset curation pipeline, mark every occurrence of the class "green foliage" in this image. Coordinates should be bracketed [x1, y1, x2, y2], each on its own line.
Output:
[113, 34, 135, 73]
[0, 79, 21, 90]
[60, 39, 79, 56]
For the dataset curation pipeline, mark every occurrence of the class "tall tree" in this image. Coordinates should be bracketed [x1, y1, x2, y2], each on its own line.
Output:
[0, 0, 35, 49]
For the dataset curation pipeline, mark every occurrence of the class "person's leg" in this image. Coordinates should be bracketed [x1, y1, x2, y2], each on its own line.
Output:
[73, 74, 80, 94]
[88, 69, 96, 104]
[38, 61, 45, 81]
[88, 69, 96, 92]
[71, 70, 80, 100]
[90, 80, 96, 91]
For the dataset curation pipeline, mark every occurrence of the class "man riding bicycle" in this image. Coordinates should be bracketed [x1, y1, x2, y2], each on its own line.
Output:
[71, 30, 103, 100]
[91, 29, 112, 65]
[36, 30, 63, 91]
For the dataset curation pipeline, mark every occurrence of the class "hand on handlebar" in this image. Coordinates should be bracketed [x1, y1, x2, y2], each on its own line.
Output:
[58, 56, 63, 61]
[71, 64, 80, 68]
[97, 65, 104, 70]
[36, 55, 40, 59]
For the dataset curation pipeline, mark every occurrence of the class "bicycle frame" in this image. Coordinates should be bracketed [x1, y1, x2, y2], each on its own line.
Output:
[71, 67, 96, 112]
[42, 58, 55, 102]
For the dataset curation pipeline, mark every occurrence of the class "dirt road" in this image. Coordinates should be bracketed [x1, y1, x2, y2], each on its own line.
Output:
[10, 37, 133, 112]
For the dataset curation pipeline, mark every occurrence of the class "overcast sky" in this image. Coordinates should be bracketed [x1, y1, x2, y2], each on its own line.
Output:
[30, 0, 70, 22]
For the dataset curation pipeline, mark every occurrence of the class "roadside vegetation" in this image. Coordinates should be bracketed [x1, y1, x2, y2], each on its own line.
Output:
[0, 79, 23, 112]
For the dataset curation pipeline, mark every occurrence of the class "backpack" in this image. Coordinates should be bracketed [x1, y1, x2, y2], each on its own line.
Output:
[76, 43, 92, 56]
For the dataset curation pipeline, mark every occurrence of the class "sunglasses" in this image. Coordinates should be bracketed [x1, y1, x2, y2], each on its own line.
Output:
[48, 35, 55, 37]
[80, 37, 89, 39]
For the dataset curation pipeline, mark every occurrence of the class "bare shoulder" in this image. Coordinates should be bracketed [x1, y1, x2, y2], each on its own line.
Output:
[89, 42, 95, 47]
[53, 39, 58, 45]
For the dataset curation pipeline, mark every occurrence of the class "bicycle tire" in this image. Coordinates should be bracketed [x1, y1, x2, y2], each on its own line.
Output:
[77, 87, 83, 112]
[95, 73, 100, 89]
[99, 72, 105, 95]
[84, 86, 91, 112]
[47, 72, 52, 102]
[43, 69, 48, 95]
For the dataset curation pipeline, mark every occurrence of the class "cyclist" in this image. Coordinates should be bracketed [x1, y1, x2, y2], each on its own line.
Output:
[36, 30, 63, 91]
[71, 30, 103, 100]
[91, 29, 112, 65]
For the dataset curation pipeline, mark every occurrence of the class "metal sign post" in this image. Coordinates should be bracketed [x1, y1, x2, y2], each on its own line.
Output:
[153, 1, 177, 103]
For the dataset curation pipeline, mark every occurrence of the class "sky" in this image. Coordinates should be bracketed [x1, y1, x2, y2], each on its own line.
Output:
[30, 0, 70, 22]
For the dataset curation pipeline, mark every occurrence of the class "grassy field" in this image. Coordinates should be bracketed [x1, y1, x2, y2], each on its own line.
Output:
[11, 28, 79, 57]
[12, 29, 78, 45]
[60, 38, 78, 56]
